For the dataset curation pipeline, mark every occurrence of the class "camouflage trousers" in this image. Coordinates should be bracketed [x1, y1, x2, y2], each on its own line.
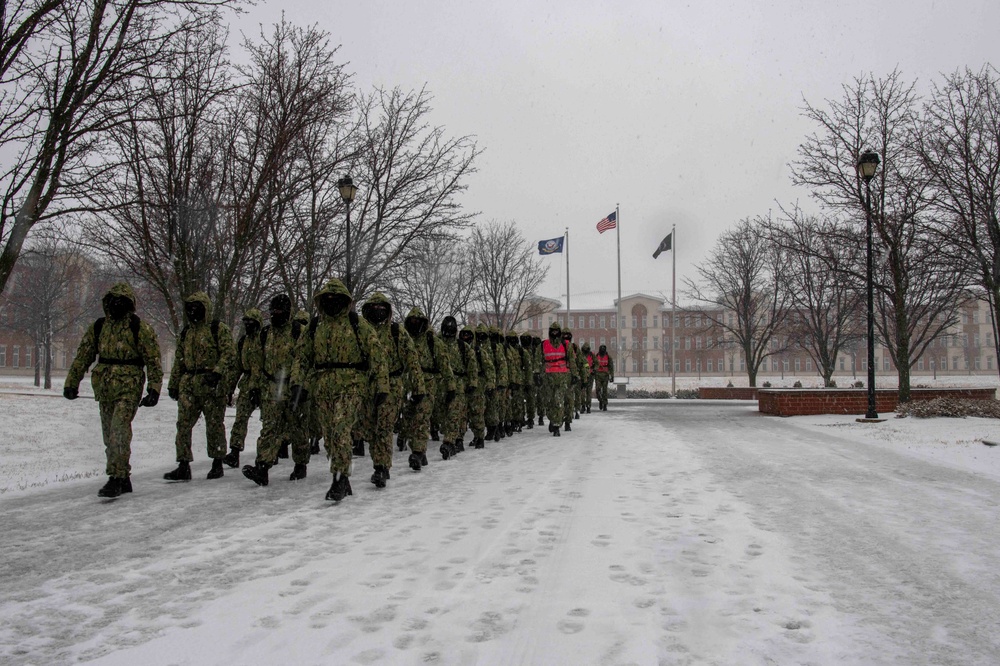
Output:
[523, 380, 537, 423]
[229, 387, 259, 452]
[443, 387, 468, 444]
[256, 384, 307, 466]
[466, 388, 486, 440]
[485, 385, 503, 428]
[508, 384, 522, 426]
[363, 378, 403, 469]
[578, 379, 589, 411]
[175, 379, 228, 462]
[432, 377, 452, 438]
[315, 391, 363, 476]
[99, 397, 140, 478]
[543, 372, 570, 425]
[564, 378, 577, 422]
[595, 374, 610, 406]
[584, 376, 595, 409]
[401, 378, 436, 453]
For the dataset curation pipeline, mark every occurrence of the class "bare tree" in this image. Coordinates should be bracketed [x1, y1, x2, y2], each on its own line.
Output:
[0, 0, 245, 297]
[384, 235, 476, 326]
[471, 220, 550, 331]
[685, 216, 792, 387]
[767, 209, 864, 386]
[919, 66, 1000, 376]
[791, 69, 967, 401]
[345, 86, 480, 300]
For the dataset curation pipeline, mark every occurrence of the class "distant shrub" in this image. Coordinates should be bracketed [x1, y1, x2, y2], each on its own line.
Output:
[625, 389, 672, 399]
[793, 380, 803, 388]
[762, 381, 772, 388]
[896, 397, 1000, 419]
[853, 380, 864, 388]
[827, 380, 837, 388]
[674, 388, 700, 399]
[726, 381, 734, 388]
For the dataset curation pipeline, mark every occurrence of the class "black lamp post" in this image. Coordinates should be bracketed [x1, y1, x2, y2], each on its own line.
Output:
[337, 175, 358, 293]
[858, 150, 880, 419]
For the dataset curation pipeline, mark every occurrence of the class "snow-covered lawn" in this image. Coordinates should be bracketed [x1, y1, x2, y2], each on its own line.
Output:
[2, 377, 999, 664]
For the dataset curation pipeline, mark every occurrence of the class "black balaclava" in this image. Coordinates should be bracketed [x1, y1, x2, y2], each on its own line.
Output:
[185, 300, 206, 324]
[441, 316, 458, 339]
[243, 317, 261, 337]
[475, 329, 489, 345]
[506, 333, 519, 347]
[520, 334, 532, 348]
[269, 294, 292, 327]
[599, 344, 607, 354]
[548, 327, 561, 342]
[106, 295, 133, 321]
[459, 329, 474, 345]
[362, 302, 391, 326]
[405, 314, 428, 337]
[318, 292, 351, 317]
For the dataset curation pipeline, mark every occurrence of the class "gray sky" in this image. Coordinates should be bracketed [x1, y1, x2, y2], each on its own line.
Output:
[234, 0, 1000, 308]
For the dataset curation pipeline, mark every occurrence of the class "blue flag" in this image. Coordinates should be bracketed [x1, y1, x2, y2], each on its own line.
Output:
[538, 237, 564, 255]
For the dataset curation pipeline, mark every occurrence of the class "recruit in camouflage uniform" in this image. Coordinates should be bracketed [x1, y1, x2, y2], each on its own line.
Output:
[64, 282, 163, 498]
[430, 319, 459, 450]
[518, 333, 537, 430]
[241, 294, 311, 486]
[225, 308, 264, 469]
[593, 344, 615, 411]
[574, 340, 588, 416]
[290, 279, 388, 502]
[561, 330, 580, 431]
[400, 307, 454, 471]
[165, 292, 237, 482]
[581, 342, 596, 413]
[439, 316, 477, 459]
[489, 326, 509, 441]
[467, 324, 494, 448]
[360, 292, 425, 488]
[533, 336, 545, 426]
[292, 308, 321, 456]
[504, 331, 523, 436]
[475, 324, 499, 441]
[541, 321, 571, 436]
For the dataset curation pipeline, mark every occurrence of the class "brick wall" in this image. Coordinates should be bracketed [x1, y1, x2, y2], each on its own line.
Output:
[700, 387, 759, 400]
[757, 388, 997, 416]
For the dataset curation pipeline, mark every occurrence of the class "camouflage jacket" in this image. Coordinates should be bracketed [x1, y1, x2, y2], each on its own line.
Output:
[168, 292, 237, 394]
[234, 309, 265, 392]
[441, 336, 478, 391]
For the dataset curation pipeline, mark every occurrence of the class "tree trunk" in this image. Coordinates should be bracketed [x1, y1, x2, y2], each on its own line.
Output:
[34, 342, 41, 387]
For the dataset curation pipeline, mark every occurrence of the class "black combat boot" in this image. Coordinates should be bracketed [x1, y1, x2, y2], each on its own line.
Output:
[371, 465, 387, 489]
[525, 419, 533, 430]
[474, 437, 485, 449]
[98, 476, 121, 498]
[310, 437, 321, 455]
[408, 453, 422, 471]
[564, 420, 572, 432]
[455, 438, 465, 452]
[486, 425, 495, 441]
[242, 462, 269, 486]
[325, 473, 353, 501]
[440, 442, 452, 460]
[419, 451, 429, 467]
[163, 461, 191, 481]
[538, 415, 545, 426]
[289, 463, 307, 481]
[278, 441, 289, 459]
[207, 458, 224, 479]
[121, 476, 132, 493]
[397, 437, 408, 452]
[352, 439, 365, 457]
[222, 448, 240, 468]
[586, 405, 591, 414]
[430, 428, 440, 442]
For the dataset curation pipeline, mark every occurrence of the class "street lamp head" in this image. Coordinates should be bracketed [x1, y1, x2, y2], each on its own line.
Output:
[857, 150, 880, 183]
[337, 175, 358, 204]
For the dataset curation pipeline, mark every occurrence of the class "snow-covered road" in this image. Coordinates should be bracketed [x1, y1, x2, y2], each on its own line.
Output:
[1, 398, 999, 665]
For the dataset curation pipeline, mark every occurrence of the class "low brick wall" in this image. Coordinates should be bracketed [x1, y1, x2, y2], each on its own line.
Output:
[757, 387, 997, 416]
[700, 387, 758, 400]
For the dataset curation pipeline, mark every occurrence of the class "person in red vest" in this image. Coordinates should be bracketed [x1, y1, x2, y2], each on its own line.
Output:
[594, 344, 615, 411]
[542, 322, 571, 436]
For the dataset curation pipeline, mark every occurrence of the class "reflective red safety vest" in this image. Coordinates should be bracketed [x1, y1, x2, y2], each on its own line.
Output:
[542, 339, 569, 373]
[596, 353, 610, 373]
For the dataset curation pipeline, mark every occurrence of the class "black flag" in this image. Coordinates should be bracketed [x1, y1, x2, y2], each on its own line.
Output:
[653, 232, 672, 259]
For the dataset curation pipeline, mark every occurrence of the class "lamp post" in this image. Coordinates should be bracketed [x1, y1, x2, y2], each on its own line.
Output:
[858, 150, 880, 420]
[337, 175, 358, 293]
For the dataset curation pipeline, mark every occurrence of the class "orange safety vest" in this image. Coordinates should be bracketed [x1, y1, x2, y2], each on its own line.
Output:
[596, 353, 610, 373]
[542, 339, 569, 373]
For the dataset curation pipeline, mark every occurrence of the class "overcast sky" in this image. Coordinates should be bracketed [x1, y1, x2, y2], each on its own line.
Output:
[233, 0, 1000, 309]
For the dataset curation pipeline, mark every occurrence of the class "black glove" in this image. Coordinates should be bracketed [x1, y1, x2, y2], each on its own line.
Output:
[610, 377, 615, 383]
[534, 374, 542, 387]
[204, 371, 222, 389]
[168, 387, 180, 401]
[510, 382, 520, 390]
[291, 385, 308, 408]
[445, 390, 456, 404]
[63, 387, 78, 400]
[410, 393, 425, 405]
[374, 391, 388, 407]
[249, 388, 262, 408]
[139, 389, 159, 407]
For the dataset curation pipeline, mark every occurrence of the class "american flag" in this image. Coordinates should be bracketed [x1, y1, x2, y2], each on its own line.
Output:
[596, 211, 617, 234]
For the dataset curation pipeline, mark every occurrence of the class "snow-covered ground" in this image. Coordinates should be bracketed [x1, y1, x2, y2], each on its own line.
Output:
[2, 376, 1000, 664]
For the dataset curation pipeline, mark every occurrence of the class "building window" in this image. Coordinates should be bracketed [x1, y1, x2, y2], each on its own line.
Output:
[975, 356, 981, 370]
[783, 359, 790, 372]
[600, 337, 606, 346]
[610, 316, 616, 328]
[60, 351, 68, 369]
[600, 316, 606, 328]
[696, 336, 702, 349]
[526, 319, 533, 329]
[989, 356, 994, 370]
[631, 315, 637, 328]
[884, 357, 891, 371]
[918, 358, 925, 370]
[652, 315, 659, 328]
[589, 316, 595, 329]
[632, 359, 638, 372]
[632, 339, 639, 350]
[941, 357, 947, 371]
[740, 358, 746, 372]
[640, 316, 647, 328]
[642, 359, 648, 372]
[795, 359, 801, 372]
[653, 359, 659, 372]
[685, 359, 691, 372]
[642, 337, 648, 350]
[653, 336, 659, 349]
[707, 359, 713, 372]
[569, 316, 575, 328]
[805, 358, 811, 371]
[0, 345, 5, 367]
[685, 337, 691, 350]
[25, 347, 31, 368]
[12, 345, 20, 368]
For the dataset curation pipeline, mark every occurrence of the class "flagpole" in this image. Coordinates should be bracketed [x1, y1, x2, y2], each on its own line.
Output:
[616, 203, 622, 374]
[671, 224, 677, 396]
[565, 227, 571, 329]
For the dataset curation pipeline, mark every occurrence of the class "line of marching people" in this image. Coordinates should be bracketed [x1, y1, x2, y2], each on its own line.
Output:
[64, 279, 616, 502]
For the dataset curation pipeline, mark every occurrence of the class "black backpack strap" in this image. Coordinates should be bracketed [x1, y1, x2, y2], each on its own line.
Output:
[291, 320, 302, 340]
[211, 319, 220, 347]
[93, 317, 106, 355]
[309, 316, 320, 337]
